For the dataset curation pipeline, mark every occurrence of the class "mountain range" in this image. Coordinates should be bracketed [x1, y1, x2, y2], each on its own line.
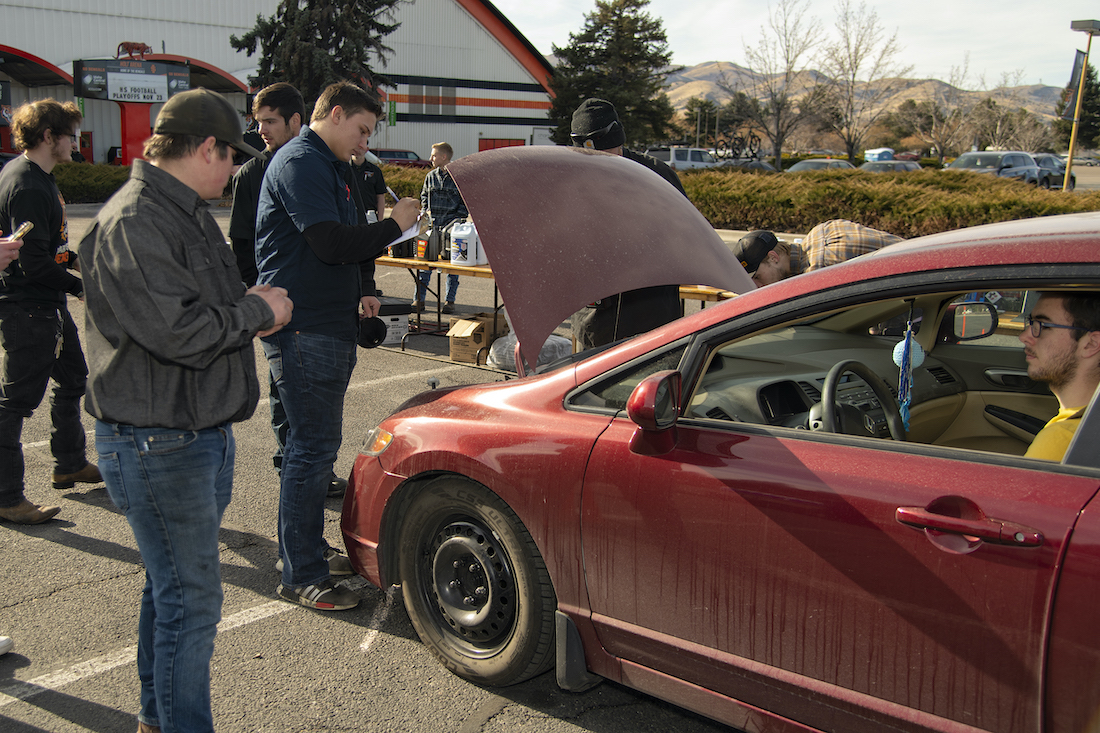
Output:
[663, 61, 1065, 121]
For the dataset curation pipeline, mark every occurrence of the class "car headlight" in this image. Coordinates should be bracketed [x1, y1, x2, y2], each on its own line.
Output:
[359, 426, 393, 456]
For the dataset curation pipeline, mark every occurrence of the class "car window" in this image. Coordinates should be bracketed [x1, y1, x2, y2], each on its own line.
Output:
[675, 150, 688, 161]
[571, 345, 688, 411]
[681, 289, 1055, 456]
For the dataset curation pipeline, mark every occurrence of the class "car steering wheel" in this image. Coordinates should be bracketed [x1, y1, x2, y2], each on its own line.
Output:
[819, 360, 906, 441]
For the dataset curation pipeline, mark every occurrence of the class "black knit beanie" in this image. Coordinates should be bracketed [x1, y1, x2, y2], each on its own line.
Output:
[570, 98, 626, 150]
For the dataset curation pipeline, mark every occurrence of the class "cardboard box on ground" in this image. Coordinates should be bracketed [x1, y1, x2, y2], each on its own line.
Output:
[447, 313, 509, 364]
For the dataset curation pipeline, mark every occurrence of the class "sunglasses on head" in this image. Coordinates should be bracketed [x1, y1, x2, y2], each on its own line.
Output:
[570, 120, 619, 148]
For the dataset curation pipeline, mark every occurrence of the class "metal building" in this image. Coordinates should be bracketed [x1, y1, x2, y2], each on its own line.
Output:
[0, 0, 554, 164]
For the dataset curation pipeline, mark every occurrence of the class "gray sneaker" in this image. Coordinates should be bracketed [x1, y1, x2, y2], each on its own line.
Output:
[276, 578, 359, 611]
[275, 547, 354, 576]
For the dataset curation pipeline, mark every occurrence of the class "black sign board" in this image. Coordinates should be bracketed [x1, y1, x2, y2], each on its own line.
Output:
[1, 81, 10, 126]
[73, 59, 190, 103]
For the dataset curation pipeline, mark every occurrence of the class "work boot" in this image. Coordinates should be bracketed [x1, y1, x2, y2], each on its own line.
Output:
[0, 499, 60, 524]
[52, 463, 103, 490]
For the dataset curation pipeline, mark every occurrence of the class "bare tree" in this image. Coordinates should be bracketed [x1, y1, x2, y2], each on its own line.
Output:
[818, 0, 912, 162]
[969, 71, 1052, 151]
[891, 57, 980, 162]
[716, 0, 821, 170]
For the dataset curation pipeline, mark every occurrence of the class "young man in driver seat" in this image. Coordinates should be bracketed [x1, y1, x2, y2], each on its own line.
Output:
[1019, 291, 1100, 461]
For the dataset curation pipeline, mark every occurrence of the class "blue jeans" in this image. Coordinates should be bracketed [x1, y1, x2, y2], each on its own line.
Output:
[262, 331, 356, 587]
[0, 304, 88, 507]
[96, 421, 235, 733]
[417, 270, 459, 303]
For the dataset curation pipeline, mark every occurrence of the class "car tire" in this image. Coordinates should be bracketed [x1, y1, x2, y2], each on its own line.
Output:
[1040, 177, 1051, 189]
[397, 476, 556, 686]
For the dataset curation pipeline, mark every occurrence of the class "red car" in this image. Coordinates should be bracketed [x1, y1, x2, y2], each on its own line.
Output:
[342, 146, 1100, 732]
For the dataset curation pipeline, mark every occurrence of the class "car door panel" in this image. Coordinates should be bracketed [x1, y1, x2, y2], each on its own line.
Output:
[925, 391, 1057, 452]
[581, 420, 1097, 732]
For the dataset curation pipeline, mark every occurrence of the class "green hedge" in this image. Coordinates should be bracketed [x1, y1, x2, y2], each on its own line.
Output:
[56, 161, 1100, 240]
[54, 162, 131, 203]
[680, 168, 1100, 237]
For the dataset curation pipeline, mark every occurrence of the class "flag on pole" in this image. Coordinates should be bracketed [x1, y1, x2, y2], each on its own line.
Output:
[1063, 50, 1088, 121]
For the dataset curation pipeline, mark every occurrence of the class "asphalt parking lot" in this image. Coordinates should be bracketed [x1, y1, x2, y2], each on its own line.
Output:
[2, 172, 1097, 732]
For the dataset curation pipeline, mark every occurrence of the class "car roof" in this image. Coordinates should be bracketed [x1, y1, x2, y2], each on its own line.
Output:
[666, 211, 1100, 338]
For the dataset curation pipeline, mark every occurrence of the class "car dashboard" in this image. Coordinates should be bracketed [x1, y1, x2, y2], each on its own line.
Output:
[687, 326, 966, 437]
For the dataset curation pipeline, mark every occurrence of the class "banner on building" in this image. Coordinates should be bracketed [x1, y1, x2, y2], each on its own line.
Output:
[1062, 50, 1088, 121]
[73, 59, 190, 103]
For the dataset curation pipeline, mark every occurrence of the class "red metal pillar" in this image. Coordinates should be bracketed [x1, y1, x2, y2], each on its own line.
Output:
[116, 101, 150, 165]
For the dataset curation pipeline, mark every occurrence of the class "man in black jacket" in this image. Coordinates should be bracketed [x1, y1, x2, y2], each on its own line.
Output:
[0, 98, 101, 524]
[569, 98, 686, 349]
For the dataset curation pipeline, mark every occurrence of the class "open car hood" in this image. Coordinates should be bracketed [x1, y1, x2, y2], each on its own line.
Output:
[448, 146, 753, 366]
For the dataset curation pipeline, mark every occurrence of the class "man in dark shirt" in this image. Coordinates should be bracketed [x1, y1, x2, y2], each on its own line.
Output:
[0, 98, 101, 524]
[568, 98, 686, 349]
[349, 150, 387, 222]
[230, 82, 305, 287]
[256, 81, 420, 611]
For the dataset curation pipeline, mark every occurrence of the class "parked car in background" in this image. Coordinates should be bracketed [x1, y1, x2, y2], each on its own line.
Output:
[373, 148, 432, 168]
[1034, 153, 1076, 190]
[785, 158, 856, 172]
[859, 160, 922, 172]
[341, 145, 1100, 733]
[717, 158, 778, 172]
[946, 151, 1042, 185]
[644, 146, 720, 170]
[893, 151, 921, 161]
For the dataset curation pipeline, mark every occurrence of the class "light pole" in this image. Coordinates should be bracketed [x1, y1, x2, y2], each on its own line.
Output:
[1065, 20, 1100, 193]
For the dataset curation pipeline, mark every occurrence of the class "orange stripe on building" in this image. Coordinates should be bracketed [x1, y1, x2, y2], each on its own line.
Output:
[391, 93, 551, 111]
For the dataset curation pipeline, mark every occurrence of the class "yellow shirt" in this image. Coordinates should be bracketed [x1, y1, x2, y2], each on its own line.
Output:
[1025, 406, 1086, 461]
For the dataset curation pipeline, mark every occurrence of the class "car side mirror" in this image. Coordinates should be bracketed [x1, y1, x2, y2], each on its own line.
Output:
[627, 370, 681, 431]
[938, 301, 1000, 343]
[626, 370, 682, 456]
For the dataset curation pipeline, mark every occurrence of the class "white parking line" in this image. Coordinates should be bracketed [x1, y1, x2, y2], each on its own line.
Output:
[360, 585, 396, 652]
[0, 601, 292, 707]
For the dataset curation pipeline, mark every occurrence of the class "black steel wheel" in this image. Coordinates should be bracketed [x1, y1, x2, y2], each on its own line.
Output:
[397, 476, 556, 686]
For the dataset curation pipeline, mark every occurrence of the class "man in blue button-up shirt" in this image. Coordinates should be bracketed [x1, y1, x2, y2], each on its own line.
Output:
[256, 81, 420, 612]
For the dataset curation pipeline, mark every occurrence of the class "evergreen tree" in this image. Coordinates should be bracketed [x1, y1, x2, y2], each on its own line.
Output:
[1054, 64, 1100, 151]
[231, 0, 401, 107]
[547, 0, 680, 147]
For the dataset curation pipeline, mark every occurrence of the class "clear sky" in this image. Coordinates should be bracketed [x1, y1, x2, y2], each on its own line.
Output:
[490, 0, 1099, 90]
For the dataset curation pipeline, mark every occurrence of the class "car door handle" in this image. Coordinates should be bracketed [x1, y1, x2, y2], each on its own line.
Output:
[983, 368, 1035, 389]
[896, 507, 1043, 547]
